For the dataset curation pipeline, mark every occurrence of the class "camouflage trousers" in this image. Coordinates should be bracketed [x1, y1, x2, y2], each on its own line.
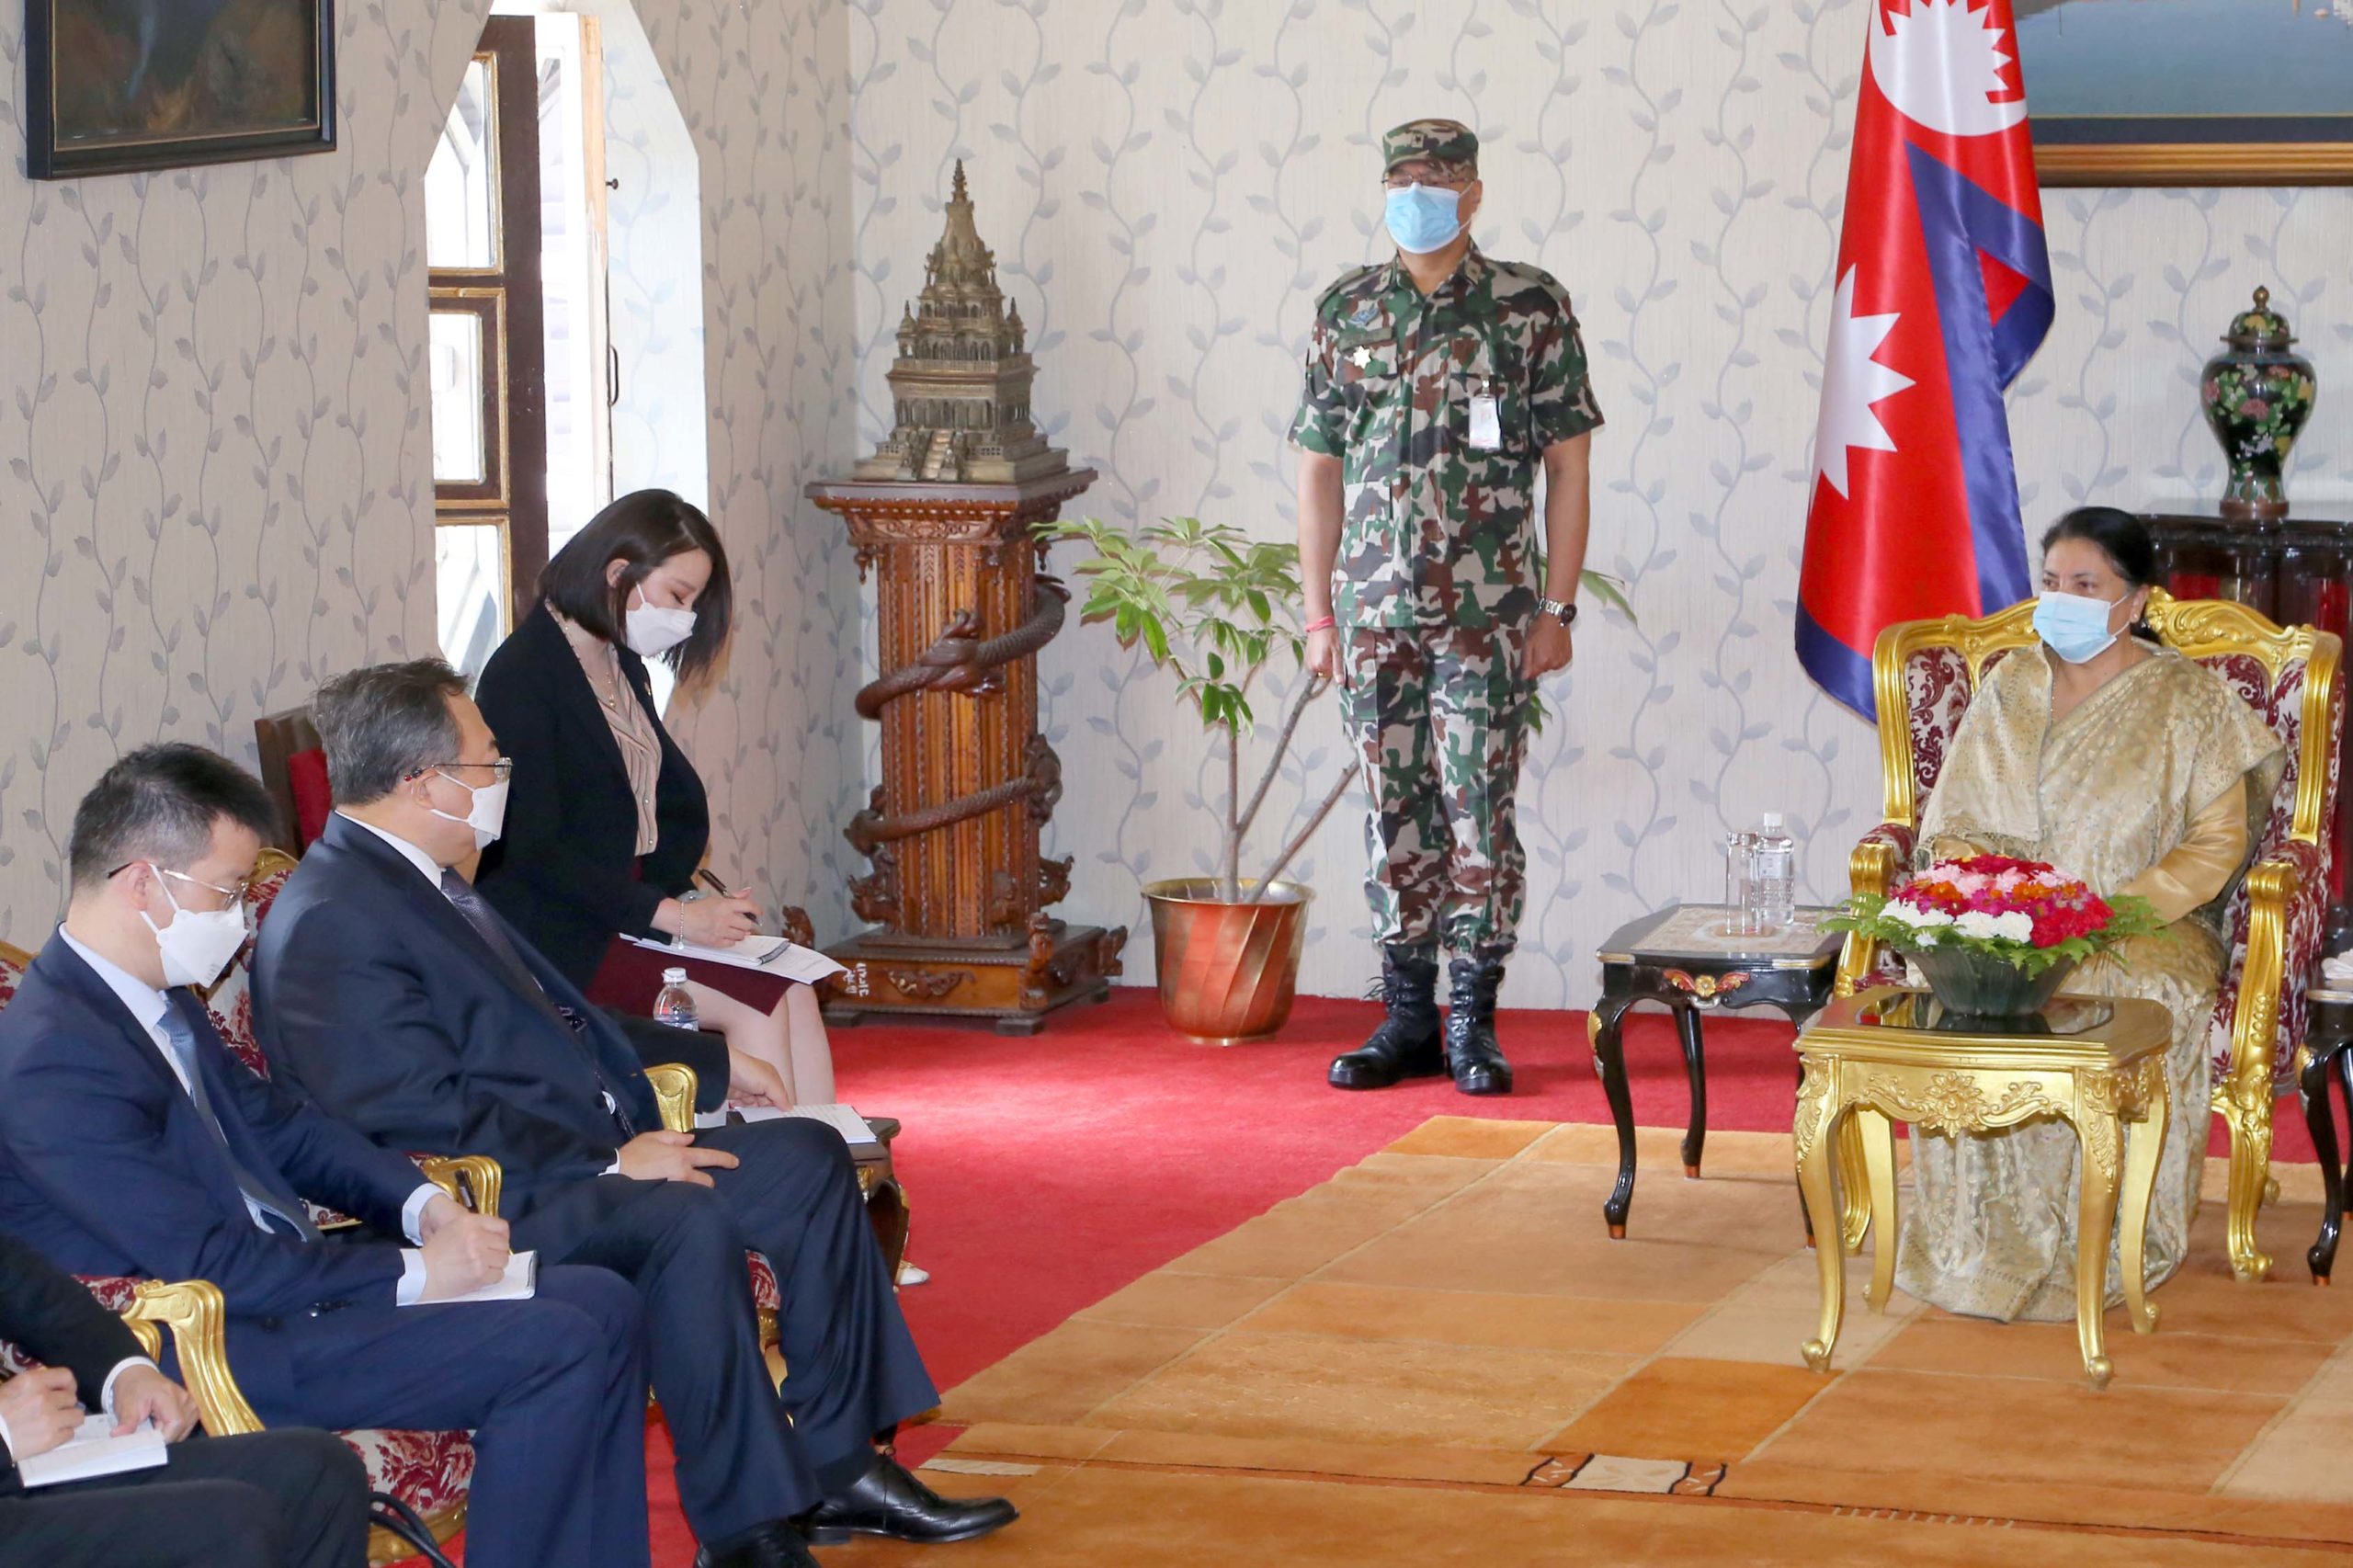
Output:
[1339, 621, 1532, 957]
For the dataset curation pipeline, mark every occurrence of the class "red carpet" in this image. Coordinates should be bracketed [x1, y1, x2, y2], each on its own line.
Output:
[417, 986, 2322, 1563]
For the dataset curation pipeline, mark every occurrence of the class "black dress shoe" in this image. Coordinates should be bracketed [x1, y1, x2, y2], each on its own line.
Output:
[1444, 954, 1513, 1096]
[696, 1519, 820, 1568]
[803, 1456, 1018, 1546]
[1329, 945, 1445, 1089]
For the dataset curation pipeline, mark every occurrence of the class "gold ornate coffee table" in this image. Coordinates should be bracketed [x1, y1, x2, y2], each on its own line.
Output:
[1793, 988, 2173, 1389]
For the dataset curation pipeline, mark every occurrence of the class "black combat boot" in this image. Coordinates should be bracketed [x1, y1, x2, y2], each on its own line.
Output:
[1444, 954, 1512, 1096]
[1328, 946, 1444, 1089]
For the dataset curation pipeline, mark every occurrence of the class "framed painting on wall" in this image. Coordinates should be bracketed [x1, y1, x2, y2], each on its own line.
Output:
[24, 0, 336, 179]
[2018, 0, 2353, 186]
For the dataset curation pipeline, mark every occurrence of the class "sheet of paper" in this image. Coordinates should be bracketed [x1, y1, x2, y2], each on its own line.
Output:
[407, 1249, 538, 1307]
[723, 1102, 880, 1147]
[623, 932, 848, 984]
[16, 1414, 168, 1489]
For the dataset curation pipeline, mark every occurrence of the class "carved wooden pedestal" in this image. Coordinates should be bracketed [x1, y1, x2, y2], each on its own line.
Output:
[808, 472, 1126, 1035]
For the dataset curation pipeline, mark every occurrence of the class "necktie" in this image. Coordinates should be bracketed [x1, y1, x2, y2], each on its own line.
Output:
[160, 1006, 323, 1244]
[438, 869, 636, 1139]
[439, 869, 552, 1003]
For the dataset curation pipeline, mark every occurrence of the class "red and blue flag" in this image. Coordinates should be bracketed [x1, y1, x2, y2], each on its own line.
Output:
[1796, 0, 2053, 718]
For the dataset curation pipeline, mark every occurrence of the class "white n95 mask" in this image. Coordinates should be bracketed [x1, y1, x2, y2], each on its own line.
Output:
[429, 772, 510, 850]
[139, 873, 250, 990]
[625, 603, 698, 658]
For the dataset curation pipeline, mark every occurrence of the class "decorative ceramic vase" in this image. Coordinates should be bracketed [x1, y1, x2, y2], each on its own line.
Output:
[2200, 287, 2318, 522]
[1908, 945, 2076, 1022]
[1142, 879, 1312, 1045]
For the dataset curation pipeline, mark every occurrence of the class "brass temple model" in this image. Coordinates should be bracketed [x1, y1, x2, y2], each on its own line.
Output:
[809, 161, 1124, 1034]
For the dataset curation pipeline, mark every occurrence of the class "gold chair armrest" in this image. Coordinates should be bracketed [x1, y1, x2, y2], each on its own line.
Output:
[123, 1279, 263, 1437]
[642, 1062, 699, 1135]
[416, 1154, 504, 1220]
[1833, 836, 1903, 997]
[2222, 856, 2298, 1115]
[2214, 855, 2297, 1282]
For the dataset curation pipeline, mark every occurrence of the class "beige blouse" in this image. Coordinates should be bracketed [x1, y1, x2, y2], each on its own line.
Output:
[551, 606, 661, 856]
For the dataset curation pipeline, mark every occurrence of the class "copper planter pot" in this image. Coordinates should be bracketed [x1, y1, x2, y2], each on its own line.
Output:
[1142, 879, 1313, 1045]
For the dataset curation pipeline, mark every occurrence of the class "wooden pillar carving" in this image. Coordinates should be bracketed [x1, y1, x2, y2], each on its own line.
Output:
[805, 163, 1124, 1033]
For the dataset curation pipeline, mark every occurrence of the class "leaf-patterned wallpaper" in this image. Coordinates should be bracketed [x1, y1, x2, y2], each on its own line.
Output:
[0, 3, 485, 939]
[847, 0, 2353, 1006]
[2, 0, 2347, 1014]
[0, 0, 862, 948]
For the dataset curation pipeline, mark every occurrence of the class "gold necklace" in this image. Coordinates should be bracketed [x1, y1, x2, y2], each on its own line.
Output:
[592, 655, 624, 712]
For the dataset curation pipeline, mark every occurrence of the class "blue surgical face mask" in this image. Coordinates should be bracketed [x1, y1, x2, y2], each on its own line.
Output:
[1384, 183, 1464, 255]
[2032, 588, 2127, 665]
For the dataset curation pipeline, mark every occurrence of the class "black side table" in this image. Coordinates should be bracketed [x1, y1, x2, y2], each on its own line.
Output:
[2301, 984, 2353, 1282]
[1589, 903, 1844, 1238]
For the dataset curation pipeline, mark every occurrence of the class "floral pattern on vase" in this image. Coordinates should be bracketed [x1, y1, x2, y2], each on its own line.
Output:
[2200, 287, 2319, 521]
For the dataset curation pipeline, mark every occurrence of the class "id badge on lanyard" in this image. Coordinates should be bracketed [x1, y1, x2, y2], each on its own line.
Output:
[1468, 376, 1503, 452]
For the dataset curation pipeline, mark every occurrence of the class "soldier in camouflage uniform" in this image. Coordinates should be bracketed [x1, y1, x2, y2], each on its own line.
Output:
[1290, 119, 1602, 1096]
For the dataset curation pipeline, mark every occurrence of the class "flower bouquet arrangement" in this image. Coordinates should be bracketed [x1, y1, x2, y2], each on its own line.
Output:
[1822, 855, 2161, 1018]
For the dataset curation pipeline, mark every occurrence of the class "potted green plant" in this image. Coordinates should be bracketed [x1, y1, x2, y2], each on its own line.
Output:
[1037, 516, 1338, 1043]
[1039, 514, 1628, 1045]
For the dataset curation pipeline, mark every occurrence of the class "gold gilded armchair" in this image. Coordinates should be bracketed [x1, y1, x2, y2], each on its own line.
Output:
[1833, 591, 2344, 1282]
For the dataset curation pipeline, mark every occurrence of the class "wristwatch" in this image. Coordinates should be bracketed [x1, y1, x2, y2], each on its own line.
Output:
[1536, 596, 1578, 628]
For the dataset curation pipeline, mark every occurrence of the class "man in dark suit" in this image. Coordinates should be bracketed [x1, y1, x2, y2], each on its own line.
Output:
[254, 660, 1015, 1558]
[0, 745, 656, 1568]
[0, 1227, 369, 1567]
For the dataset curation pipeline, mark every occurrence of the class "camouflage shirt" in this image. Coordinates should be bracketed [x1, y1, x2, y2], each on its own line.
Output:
[1290, 247, 1602, 630]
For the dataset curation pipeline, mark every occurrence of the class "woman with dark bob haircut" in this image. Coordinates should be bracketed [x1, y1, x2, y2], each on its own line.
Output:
[1893, 506, 2283, 1324]
[472, 487, 839, 1119]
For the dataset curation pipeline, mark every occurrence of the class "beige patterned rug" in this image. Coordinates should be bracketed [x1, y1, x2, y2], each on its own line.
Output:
[828, 1116, 2353, 1564]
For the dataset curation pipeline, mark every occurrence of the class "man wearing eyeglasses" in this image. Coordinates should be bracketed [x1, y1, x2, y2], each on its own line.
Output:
[251, 661, 1011, 1568]
[0, 744, 656, 1568]
[1293, 118, 1603, 1098]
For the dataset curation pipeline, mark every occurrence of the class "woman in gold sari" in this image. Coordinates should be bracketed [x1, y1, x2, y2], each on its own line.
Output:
[1894, 507, 2285, 1322]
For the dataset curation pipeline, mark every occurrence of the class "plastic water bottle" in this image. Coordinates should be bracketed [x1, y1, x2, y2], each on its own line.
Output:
[654, 967, 699, 1030]
[1722, 829, 1756, 936]
[1749, 812, 1797, 934]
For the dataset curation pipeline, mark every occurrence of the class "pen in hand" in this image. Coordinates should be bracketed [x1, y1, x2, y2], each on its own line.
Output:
[684, 869, 764, 949]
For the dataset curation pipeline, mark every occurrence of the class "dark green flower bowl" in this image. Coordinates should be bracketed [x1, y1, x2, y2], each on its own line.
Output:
[1907, 945, 2077, 1022]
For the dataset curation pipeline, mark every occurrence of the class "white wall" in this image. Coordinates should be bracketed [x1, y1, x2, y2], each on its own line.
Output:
[0, 0, 862, 943]
[596, 0, 710, 512]
[845, 0, 2353, 1006]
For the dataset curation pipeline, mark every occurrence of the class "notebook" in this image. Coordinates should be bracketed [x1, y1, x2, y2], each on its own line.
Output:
[623, 933, 848, 984]
[404, 1249, 538, 1307]
[16, 1414, 168, 1489]
[723, 1103, 880, 1147]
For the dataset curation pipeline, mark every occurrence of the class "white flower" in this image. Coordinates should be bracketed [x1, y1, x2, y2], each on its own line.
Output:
[1954, 910, 2000, 939]
[1991, 911, 2034, 942]
[1888, 903, 1954, 929]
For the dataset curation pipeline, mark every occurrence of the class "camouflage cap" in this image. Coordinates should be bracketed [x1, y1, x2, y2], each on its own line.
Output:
[1381, 118, 1478, 174]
